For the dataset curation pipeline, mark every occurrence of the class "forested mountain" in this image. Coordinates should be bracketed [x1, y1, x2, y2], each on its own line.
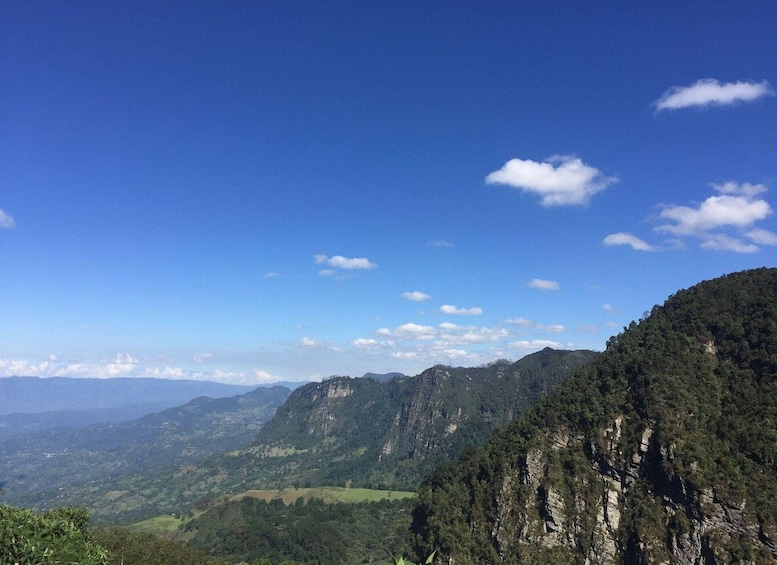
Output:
[248, 348, 596, 490]
[72, 348, 594, 523]
[73, 349, 596, 519]
[407, 268, 777, 564]
[0, 386, 290, 511]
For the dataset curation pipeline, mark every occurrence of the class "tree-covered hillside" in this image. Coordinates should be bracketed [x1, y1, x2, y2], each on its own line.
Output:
[407, 268, 777, 564]
[1, 386, 290, 513]
[36, 349, 593, 524]
[231, 347, 596, 491]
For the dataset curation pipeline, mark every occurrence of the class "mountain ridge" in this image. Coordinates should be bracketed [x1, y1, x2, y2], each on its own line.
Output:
[407, 267, 777, 564]
[11, 348, 594, 523]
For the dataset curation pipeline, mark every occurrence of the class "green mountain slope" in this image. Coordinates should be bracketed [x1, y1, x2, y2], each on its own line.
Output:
[407, 268, 777, 564]
[54, 349, 594, 523]
[0, 386, 290, 511]
[248, 348, 596, 490]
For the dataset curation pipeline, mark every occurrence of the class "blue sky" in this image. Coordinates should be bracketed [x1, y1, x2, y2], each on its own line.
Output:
[2, 1, 776, 384]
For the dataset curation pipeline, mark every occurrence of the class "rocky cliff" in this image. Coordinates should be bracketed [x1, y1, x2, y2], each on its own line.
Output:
[408, 268, 777, 564]
[234, 348, 597, 490]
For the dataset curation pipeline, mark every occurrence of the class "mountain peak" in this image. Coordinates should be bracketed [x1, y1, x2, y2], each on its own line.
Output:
[408, 268, 777, 564]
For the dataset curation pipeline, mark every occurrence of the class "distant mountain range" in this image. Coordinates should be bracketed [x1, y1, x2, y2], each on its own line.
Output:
[0, 386, 291, 510]
[24, 348, 595, 523]
[0, 376, 305, 435]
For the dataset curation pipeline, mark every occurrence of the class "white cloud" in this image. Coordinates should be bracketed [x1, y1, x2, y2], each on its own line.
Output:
[506, 317, 535, 327]
[193, 353, 213, 363]
[436, 323, 508, 345]
[505, 317, 564, 333]
[263, 272, 281, 279]
[658, 195, 770, 235]
[655, 182, 773, 253]
[603, 232, 656, 251]
[603, 304, 618, 313]
[254, 369, 280, 383]
[0, 354, 282, 385]
[0, 208, 16, 229]
[401, 291, 432, 302]
[528, 278, 560, 291]
[746, 228, 777, 246]
[296, 337, 330, 349]
[212, 369, 250, 385]
[699, 233, 759, 253]
[351, 338, 394, 350]
[314, 254, 377, 270]
[486, 155, 617, 206]
[0, 358, 50, 377]
[440, 304, 483, 316]
[713, 181, 767, 197]
[508, 339, 564, 350]
[96, 352, 139, 377]
[144, 366, 187, 379]
[654, 79, 774, 111]
[376, 323, 437, 341]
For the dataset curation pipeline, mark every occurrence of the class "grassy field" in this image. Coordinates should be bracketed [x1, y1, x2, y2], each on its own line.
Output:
[127, 487, 416, 535]
[230, 486, 416, 504]
[125, 513, 190, 536]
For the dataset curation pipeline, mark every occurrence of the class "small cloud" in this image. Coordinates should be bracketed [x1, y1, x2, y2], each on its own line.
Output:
[713, 181, 767, 197]
[0, 208, 16, 229]
[314, 254, 377, 270]
[528, 278, 560, 291]
[506, 317, 535, 327]
[296, 337, 330, 349]
[746, 228, 777, 246]
[145, 366, 187, 379]
[657, 184, 771, 235]
[263, 272, 281, 279]
[440, 304, 483, 316]
[506, 317, 563, 333]
[211, 369, 250, 385]
[436, 322, 508, 344]
[486, 155, 617, 206]
[508, 339, 563, 350]
[427, 239, 453, 248]
[603, 232, 657, 251]
[699, 233, 759, 253]
[603, 304, 618, 313]
[376, 323, 437, 341]
[351, 338, 393, 350]
[401, 291, 432, 302]
[193, 353, 213, 363]
[654, 79, 774, 111]
[254, 369, 280, 383]
[655, 181, 773, 253]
